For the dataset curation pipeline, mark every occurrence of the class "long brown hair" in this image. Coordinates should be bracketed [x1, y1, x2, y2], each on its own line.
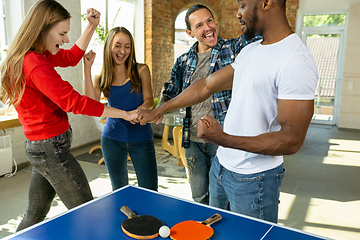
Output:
[98, 27, 140, 97]
[0, 0, 71, 107]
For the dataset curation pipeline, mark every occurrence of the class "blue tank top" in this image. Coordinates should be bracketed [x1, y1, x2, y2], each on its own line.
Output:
[102, 81, 153, 142]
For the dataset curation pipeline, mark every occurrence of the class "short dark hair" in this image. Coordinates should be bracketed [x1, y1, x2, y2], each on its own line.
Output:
[185, 4, 214, 30]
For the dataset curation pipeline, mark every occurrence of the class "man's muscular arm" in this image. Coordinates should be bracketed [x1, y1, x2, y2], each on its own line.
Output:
[198, 99, 314, 155]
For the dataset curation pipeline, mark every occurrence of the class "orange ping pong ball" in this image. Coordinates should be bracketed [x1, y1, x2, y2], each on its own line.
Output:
[159, 225, 170, 238]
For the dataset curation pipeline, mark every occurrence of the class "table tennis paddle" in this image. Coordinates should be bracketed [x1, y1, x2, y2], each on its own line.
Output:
[170, 213, 222, 240]
[120, 206, 163, 239]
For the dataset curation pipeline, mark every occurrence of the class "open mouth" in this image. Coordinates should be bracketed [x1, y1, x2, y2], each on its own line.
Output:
[204, 31, 215, 40]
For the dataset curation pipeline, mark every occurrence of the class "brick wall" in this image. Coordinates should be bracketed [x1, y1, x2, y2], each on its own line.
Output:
[145, 0, 299, 98]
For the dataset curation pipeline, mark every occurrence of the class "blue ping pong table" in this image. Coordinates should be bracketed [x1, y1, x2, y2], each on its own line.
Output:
[3, 185, 331, 240]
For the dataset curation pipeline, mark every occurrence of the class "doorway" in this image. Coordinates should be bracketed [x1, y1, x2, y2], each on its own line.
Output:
[301, 14, 347, 125]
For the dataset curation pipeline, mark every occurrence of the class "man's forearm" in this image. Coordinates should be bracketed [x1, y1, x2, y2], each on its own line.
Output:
[198, 114, 308, 157]
[218, 129, 305, 156]
[156, 78, 212, 116]
[158, 64, 233, 115]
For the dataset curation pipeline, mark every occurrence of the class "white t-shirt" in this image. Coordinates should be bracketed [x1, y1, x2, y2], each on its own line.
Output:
[217, 33, 318, 174]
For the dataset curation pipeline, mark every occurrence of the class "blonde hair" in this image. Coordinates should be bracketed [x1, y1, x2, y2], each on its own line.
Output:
[0, 0, 71, 107]
[98, 27, 140, 97]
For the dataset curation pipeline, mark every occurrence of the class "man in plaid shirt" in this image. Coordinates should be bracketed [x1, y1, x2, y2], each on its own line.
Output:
[159, 4, 261, 205]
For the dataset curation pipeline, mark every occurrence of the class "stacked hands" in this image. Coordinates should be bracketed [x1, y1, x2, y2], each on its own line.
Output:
[83, 52, 225, 145]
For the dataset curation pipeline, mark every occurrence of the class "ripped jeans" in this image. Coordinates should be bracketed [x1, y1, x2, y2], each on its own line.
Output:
[185, 141, 218, 204]
[16, 128, 93, 231]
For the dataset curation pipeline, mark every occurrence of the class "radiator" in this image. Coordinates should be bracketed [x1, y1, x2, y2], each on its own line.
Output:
[0, 135, 12, 176]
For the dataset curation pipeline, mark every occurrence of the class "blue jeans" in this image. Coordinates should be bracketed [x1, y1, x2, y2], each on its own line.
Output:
[101, 137, 158, 191]
[209, 156, 285, 223]
[17, 128, 93, 231]
[185, 141, 218, 204]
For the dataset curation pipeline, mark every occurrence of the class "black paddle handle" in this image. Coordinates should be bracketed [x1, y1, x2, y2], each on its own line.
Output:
[121, 206, 138, 219]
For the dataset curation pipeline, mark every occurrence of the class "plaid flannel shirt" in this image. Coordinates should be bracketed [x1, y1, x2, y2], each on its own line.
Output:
[163, 34, 262, 126]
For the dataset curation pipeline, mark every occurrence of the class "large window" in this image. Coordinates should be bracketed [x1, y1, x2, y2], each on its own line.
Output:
[303, 14, 346, 27]
[81, 0, 135, 77]
[302, 13, 347, 124]
[0, 0, 7, 115]
[174, 10, 196, 62]
[0, 0, 7, 64]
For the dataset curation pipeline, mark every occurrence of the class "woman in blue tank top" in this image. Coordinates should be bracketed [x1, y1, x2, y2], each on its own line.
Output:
[83, 27, 157, 191]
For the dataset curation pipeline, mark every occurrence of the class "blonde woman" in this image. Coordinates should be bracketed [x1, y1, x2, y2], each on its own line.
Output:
[83, 27, 158, 191]
[0, 0, 137, 231]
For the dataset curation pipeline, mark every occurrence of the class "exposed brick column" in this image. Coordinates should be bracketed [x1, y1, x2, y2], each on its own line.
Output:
[144, 0, 174, 98]
[286, 0, 299, 30]
[218, 0, 242, 39]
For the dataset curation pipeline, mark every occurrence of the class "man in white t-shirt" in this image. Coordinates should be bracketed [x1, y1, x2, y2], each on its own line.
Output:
[139, 0, 318, 223]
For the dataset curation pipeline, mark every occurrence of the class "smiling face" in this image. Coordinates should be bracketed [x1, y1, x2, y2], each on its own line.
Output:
[186, 8, 218, 53]
[45, 19, 70, 55]
[111, 32, 131, 65]
[237, 0, 260, 41]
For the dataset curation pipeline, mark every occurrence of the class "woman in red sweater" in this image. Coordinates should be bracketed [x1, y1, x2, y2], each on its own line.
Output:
[0, 0, 137, 231]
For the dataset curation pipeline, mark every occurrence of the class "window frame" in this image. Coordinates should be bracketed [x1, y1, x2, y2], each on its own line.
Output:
[0, 0, 7, 64]
[299, 11, 348, 126]
[0, 0, 21, 128]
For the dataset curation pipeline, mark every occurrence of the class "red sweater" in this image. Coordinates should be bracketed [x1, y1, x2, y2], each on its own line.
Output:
[17, 44, 105, 141]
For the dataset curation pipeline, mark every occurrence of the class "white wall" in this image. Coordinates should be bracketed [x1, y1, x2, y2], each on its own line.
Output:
[338, 3, 360, 129]
[298, 0, 360, 12]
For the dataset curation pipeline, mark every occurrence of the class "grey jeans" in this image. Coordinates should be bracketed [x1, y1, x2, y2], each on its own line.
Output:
[16, 128, 93, 231]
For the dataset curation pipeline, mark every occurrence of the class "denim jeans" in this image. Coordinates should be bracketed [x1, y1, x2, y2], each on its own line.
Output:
[101, 137, 158, 191]
[185, 141, 218, 204]
[209, 156, 285, 223]
[17, 128, 93, 231]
